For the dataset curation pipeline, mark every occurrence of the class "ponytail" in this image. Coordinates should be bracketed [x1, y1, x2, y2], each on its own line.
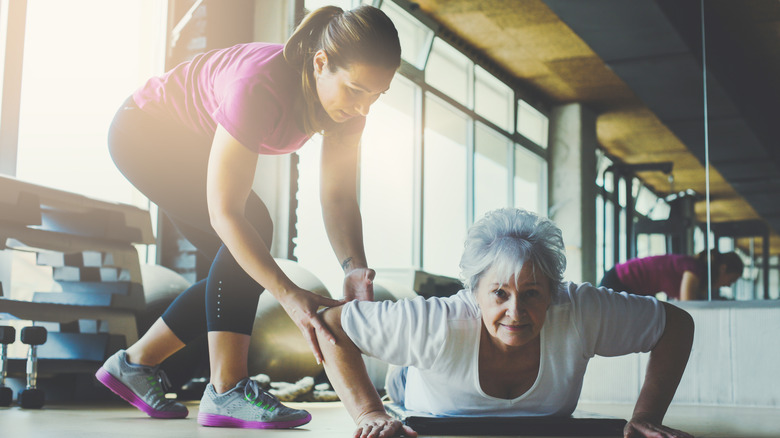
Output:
[284, 6, 343, 135]
[283, 6, 342, 68]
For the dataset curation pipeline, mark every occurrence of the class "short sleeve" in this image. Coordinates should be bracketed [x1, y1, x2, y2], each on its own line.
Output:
[341, 296, 449, 369]
[571, 283, 666, 358]
[212, 80, 281, 153]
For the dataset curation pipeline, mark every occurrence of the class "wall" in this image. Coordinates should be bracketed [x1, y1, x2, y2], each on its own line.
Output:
[580, 301, 780, 407]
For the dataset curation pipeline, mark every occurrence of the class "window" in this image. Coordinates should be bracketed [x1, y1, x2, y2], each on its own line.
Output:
[295, 76, 419, 296]
[305, 0, 354, 12]
[14, 0, 164, 208]
[426, 38, 472, 107]
[475, 66, 513, 132]
[379, 0, 434, 70]
[360, 75, 418, 269]
[293, 135, 343, 294]
[517, 99, 548, 148]
[635, 183, 671, 220]
[294, 1, 550, 287]
[423, 93, 468, 278]
[596, 150, 615, 192]
[596, 194, 616, 280]
[474, 123, 510, 221]
[514, 145, 546, 215]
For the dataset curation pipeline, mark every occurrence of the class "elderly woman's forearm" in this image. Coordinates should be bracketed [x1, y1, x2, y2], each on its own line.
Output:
[317, 306, 387, 424]
[632, 303, 694, 423]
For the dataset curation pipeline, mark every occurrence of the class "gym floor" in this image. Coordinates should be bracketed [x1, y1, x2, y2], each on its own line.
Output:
[2, 400, 779, 438]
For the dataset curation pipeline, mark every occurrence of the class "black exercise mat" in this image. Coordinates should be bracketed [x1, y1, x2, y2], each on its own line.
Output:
[385, 402, 627, 436]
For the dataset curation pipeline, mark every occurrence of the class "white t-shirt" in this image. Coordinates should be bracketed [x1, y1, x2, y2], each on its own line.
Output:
[341, 282, 666, 417]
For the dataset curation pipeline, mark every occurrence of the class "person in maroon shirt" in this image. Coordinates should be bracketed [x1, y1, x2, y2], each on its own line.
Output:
[599, 250, 743, 300]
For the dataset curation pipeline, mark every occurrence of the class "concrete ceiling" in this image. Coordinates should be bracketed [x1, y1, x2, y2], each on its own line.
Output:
[411, 0, 780, 255]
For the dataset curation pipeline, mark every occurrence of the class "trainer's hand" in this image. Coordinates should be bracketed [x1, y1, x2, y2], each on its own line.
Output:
[624, 418, 694, 438]
[343, 267, 375, 302]
[278, 287, 343, 364]
[354, 412, 417, 438]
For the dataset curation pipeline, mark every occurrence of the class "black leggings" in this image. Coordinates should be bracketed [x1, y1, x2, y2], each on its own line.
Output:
[598, 267, 631, 293]
[108, 96, 271, 343]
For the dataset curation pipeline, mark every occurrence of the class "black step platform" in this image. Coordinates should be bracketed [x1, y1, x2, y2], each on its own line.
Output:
[384, 402, 627, 436]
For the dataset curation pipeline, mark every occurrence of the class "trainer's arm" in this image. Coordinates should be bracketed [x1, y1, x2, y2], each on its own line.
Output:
[318, 306, 417, 438]
[678, 271, 701, 301]
[624, 302, 694, 438]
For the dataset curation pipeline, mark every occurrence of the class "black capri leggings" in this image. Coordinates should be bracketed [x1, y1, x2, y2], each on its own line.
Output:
[598, 267, 631, 293]
[108, 96, 272, 343]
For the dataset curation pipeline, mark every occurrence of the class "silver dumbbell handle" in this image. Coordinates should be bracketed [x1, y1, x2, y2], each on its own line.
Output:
[26, 345, 38, 389]
[0, 344, 7, 386]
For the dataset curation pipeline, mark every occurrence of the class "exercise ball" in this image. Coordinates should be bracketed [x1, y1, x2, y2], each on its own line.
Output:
[137, 264, 209, 393]
[137, 263, 192, 337]
[363, 279, 418, 390]
[372, 279, 417, 302]
[140, 263, 192, 310]
[247, 259, 333, 383]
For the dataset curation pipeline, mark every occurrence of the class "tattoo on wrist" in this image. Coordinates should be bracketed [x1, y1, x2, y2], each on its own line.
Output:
[341, 257, 353, 272]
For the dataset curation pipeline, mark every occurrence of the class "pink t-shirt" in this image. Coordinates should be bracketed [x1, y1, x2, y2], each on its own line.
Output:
[615, 254, 703, 299]
[133, 43, 363, 155]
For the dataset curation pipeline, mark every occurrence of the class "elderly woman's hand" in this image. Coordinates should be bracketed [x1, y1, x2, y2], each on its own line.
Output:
[354, 411, 417, 438]
[624, 418, 694, 438]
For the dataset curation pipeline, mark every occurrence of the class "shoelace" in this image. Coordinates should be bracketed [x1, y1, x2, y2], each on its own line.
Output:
[146, 367, 174, 401]
[243, 379, 280, 411]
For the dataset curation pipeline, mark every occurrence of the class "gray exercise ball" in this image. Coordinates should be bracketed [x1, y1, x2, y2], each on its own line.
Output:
[247, 259, 333, 383]
[140, 263, 192, 308]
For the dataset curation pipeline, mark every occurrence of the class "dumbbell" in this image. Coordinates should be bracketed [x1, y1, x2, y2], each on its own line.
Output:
[18, 326, 47, 409]
[0, 326, 15, 406]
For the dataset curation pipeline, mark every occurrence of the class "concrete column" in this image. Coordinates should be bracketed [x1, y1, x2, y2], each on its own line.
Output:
[548, 103, 598, 284]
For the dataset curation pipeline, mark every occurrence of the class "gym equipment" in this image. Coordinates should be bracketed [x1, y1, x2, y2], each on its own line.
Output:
[247, 259, 332, 383]
[373, 278, 418, 302]
[0, 325, 15, 406]
[19, 326, 47, 409]
[375, 268, 462, 299]
[0, 174, 154, 383]
[136, 263, 192, 333]
[385, 402, 627, 436]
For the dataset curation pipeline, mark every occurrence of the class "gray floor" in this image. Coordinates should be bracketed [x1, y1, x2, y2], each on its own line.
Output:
[2, 400, 779, 438]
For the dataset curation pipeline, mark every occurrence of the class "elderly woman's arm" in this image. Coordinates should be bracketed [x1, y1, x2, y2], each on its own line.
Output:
[625, 302, 695, 438]
[317, 306, 418, 438]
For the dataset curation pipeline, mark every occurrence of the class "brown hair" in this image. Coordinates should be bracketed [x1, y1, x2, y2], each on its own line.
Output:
[283, 5, 401, 135]
[695, 249, 744, 285]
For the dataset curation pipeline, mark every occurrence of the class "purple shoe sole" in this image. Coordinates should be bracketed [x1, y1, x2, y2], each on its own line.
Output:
[197, 412, 312, 429]
[95, 367, 188, 419]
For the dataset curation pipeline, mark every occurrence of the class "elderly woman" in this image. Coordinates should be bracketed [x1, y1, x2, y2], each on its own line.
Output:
[317, 208, 694, 438]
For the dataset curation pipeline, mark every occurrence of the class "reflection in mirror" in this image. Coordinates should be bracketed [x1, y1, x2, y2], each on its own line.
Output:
[572, 0, 779, 302]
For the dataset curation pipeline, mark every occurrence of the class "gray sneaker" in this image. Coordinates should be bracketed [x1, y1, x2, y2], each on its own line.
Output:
[95, 349, 188, 419]
[197, 378, 311, 429]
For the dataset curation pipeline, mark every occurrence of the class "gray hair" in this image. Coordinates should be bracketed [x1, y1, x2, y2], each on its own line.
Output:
[459, 208, 567, 293]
